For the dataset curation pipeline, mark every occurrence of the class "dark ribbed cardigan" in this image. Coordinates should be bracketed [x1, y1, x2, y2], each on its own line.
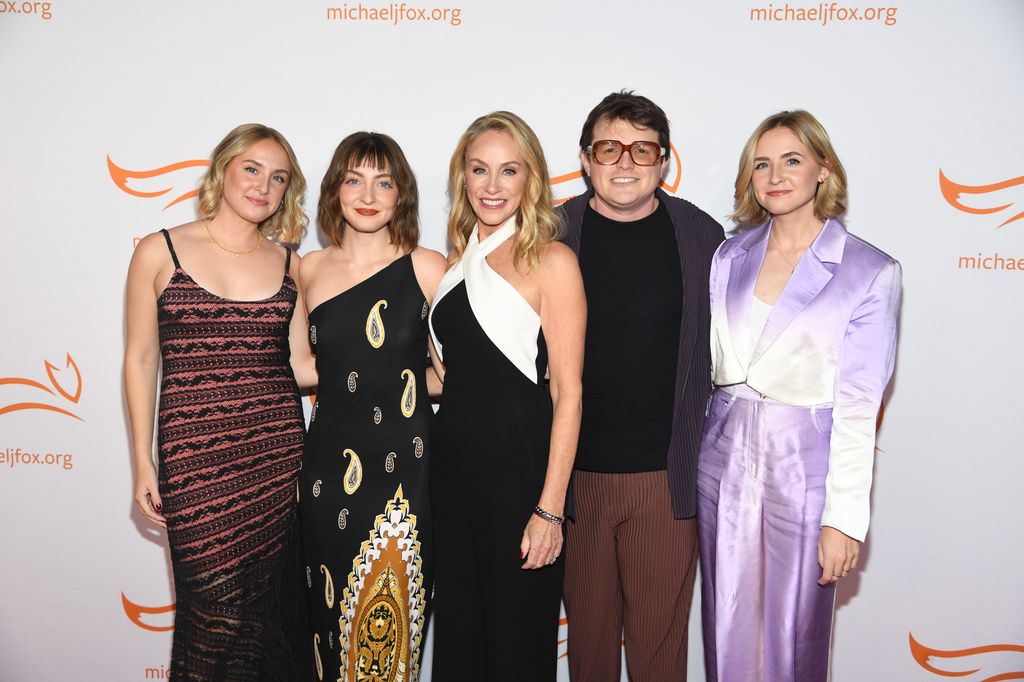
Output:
[558, 188, 725, 519]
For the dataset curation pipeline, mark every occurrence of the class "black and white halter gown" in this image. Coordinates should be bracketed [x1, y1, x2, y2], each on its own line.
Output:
[428, 218, 562, 682]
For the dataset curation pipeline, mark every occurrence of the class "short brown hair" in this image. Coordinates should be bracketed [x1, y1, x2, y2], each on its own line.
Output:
[579, 90, 671, 153]
[197, 123, 308, 245]
[318, 132, 419, 252]
[731, 110, 848, 226]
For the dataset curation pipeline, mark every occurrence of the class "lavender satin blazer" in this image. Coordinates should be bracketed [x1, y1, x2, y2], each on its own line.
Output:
[709, 218, 901, 541]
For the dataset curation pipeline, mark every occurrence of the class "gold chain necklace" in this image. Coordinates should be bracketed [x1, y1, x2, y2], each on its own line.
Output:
[204, 220, 263, 256]
[770, 233, 800, 273]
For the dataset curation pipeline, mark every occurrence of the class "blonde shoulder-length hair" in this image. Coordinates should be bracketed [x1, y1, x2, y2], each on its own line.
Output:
[197, 123, 308, 245]
[447, 111, 563, 269]
[731, 110, 848, 226]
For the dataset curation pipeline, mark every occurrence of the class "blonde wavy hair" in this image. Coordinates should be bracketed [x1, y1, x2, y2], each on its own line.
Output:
[447, 111, 563, 269]
[197, 123, 308, 244]
[731, 110, 848, 226]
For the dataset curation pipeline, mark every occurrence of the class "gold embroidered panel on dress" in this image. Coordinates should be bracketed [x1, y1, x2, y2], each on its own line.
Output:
[355, 565, 406, 681]
[336, 486, 426, 682]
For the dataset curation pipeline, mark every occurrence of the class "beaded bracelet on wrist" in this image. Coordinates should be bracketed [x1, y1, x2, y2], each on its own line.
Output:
[533, 506, 564, 526]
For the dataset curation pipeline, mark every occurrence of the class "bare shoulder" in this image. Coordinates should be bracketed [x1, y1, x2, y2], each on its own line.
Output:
[411, 247, 448, 276]
[283, 245, 302, 277]
[536, 241, 581, 280]
[411, 247, 449, 300]
[130, 229, 177, 269]
[295, 246, 331, 278]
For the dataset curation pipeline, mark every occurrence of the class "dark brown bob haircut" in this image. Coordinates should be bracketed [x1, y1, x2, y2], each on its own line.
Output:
[318, 132, 419, 252]
[578, 90, 671, 153]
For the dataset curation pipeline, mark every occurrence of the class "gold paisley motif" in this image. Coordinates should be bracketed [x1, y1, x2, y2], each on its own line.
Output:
[365, 300, 388, 348]
[321, 564, 335, 609]
[338, 508, 349, 529]
[314, 633, 323, 680]
[400, 369, 416, 418]
[342, 449, 363, 495]
[420, 300, 429, 320]
[385, 452, 396, 473]
[313, 479, 322, 498]
[373, 406, 382, 425]
[347, 371, 358, 392]
[310, 325, 318, 346]
[413, 436, 423, 459]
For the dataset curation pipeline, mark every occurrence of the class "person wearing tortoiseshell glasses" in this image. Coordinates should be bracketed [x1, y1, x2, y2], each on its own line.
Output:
[558, 90, 724, 681]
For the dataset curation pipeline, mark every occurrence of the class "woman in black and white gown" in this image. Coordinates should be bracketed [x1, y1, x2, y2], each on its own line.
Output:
[427, 111, 586, 682]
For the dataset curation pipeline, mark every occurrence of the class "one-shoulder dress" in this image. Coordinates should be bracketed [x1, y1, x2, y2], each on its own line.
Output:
[156, 229, 307, 681]
[428, 219, 562, 682]
[299, 254, 432, 682]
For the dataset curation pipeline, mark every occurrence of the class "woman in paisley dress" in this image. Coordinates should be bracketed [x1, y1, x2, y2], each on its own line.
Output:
[125, 123, 316, 680]
[428, 111, 586, 681]
[297, 132, 446, 682]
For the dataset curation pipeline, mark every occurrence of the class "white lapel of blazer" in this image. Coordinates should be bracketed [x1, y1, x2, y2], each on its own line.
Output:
[750, 218, 847, 366]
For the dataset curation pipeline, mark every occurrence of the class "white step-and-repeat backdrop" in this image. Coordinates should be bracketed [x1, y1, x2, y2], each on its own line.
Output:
[2, 0, 1022, 679]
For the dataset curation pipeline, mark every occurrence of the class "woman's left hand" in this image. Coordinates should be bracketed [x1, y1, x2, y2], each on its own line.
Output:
[817, 525, 860, 585]
[520, 513, 563, 570]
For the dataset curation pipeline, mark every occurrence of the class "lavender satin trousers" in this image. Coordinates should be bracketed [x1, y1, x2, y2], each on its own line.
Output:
[697, 385, 836, 682]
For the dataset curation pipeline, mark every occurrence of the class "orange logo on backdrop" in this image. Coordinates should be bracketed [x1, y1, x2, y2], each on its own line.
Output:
[550, 143, 683, 205]
[107, 156, 209, 210]
[909, 632, 1024, 680]
[0, 353, 83, 421]
[122, 593, 175, 632]
[939, 170, 1024, 228]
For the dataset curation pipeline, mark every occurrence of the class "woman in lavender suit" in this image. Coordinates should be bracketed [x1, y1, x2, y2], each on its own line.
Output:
[697, 110, 901, 682]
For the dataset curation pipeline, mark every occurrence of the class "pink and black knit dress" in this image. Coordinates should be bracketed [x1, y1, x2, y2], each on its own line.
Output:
[155, 229, 307, 681]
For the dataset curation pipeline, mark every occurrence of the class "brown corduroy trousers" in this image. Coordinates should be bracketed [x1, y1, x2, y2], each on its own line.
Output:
[563, 469, 699, 681]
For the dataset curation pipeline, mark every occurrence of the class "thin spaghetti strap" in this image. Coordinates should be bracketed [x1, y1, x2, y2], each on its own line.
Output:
[284, 246, 292, 274]
[161, 229, 182, 269]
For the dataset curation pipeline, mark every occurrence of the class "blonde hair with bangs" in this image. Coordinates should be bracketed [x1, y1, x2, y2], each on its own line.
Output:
[197, 123, 308, 245]
[447, 111, 563, 269]
[731, 110, 848, 226]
